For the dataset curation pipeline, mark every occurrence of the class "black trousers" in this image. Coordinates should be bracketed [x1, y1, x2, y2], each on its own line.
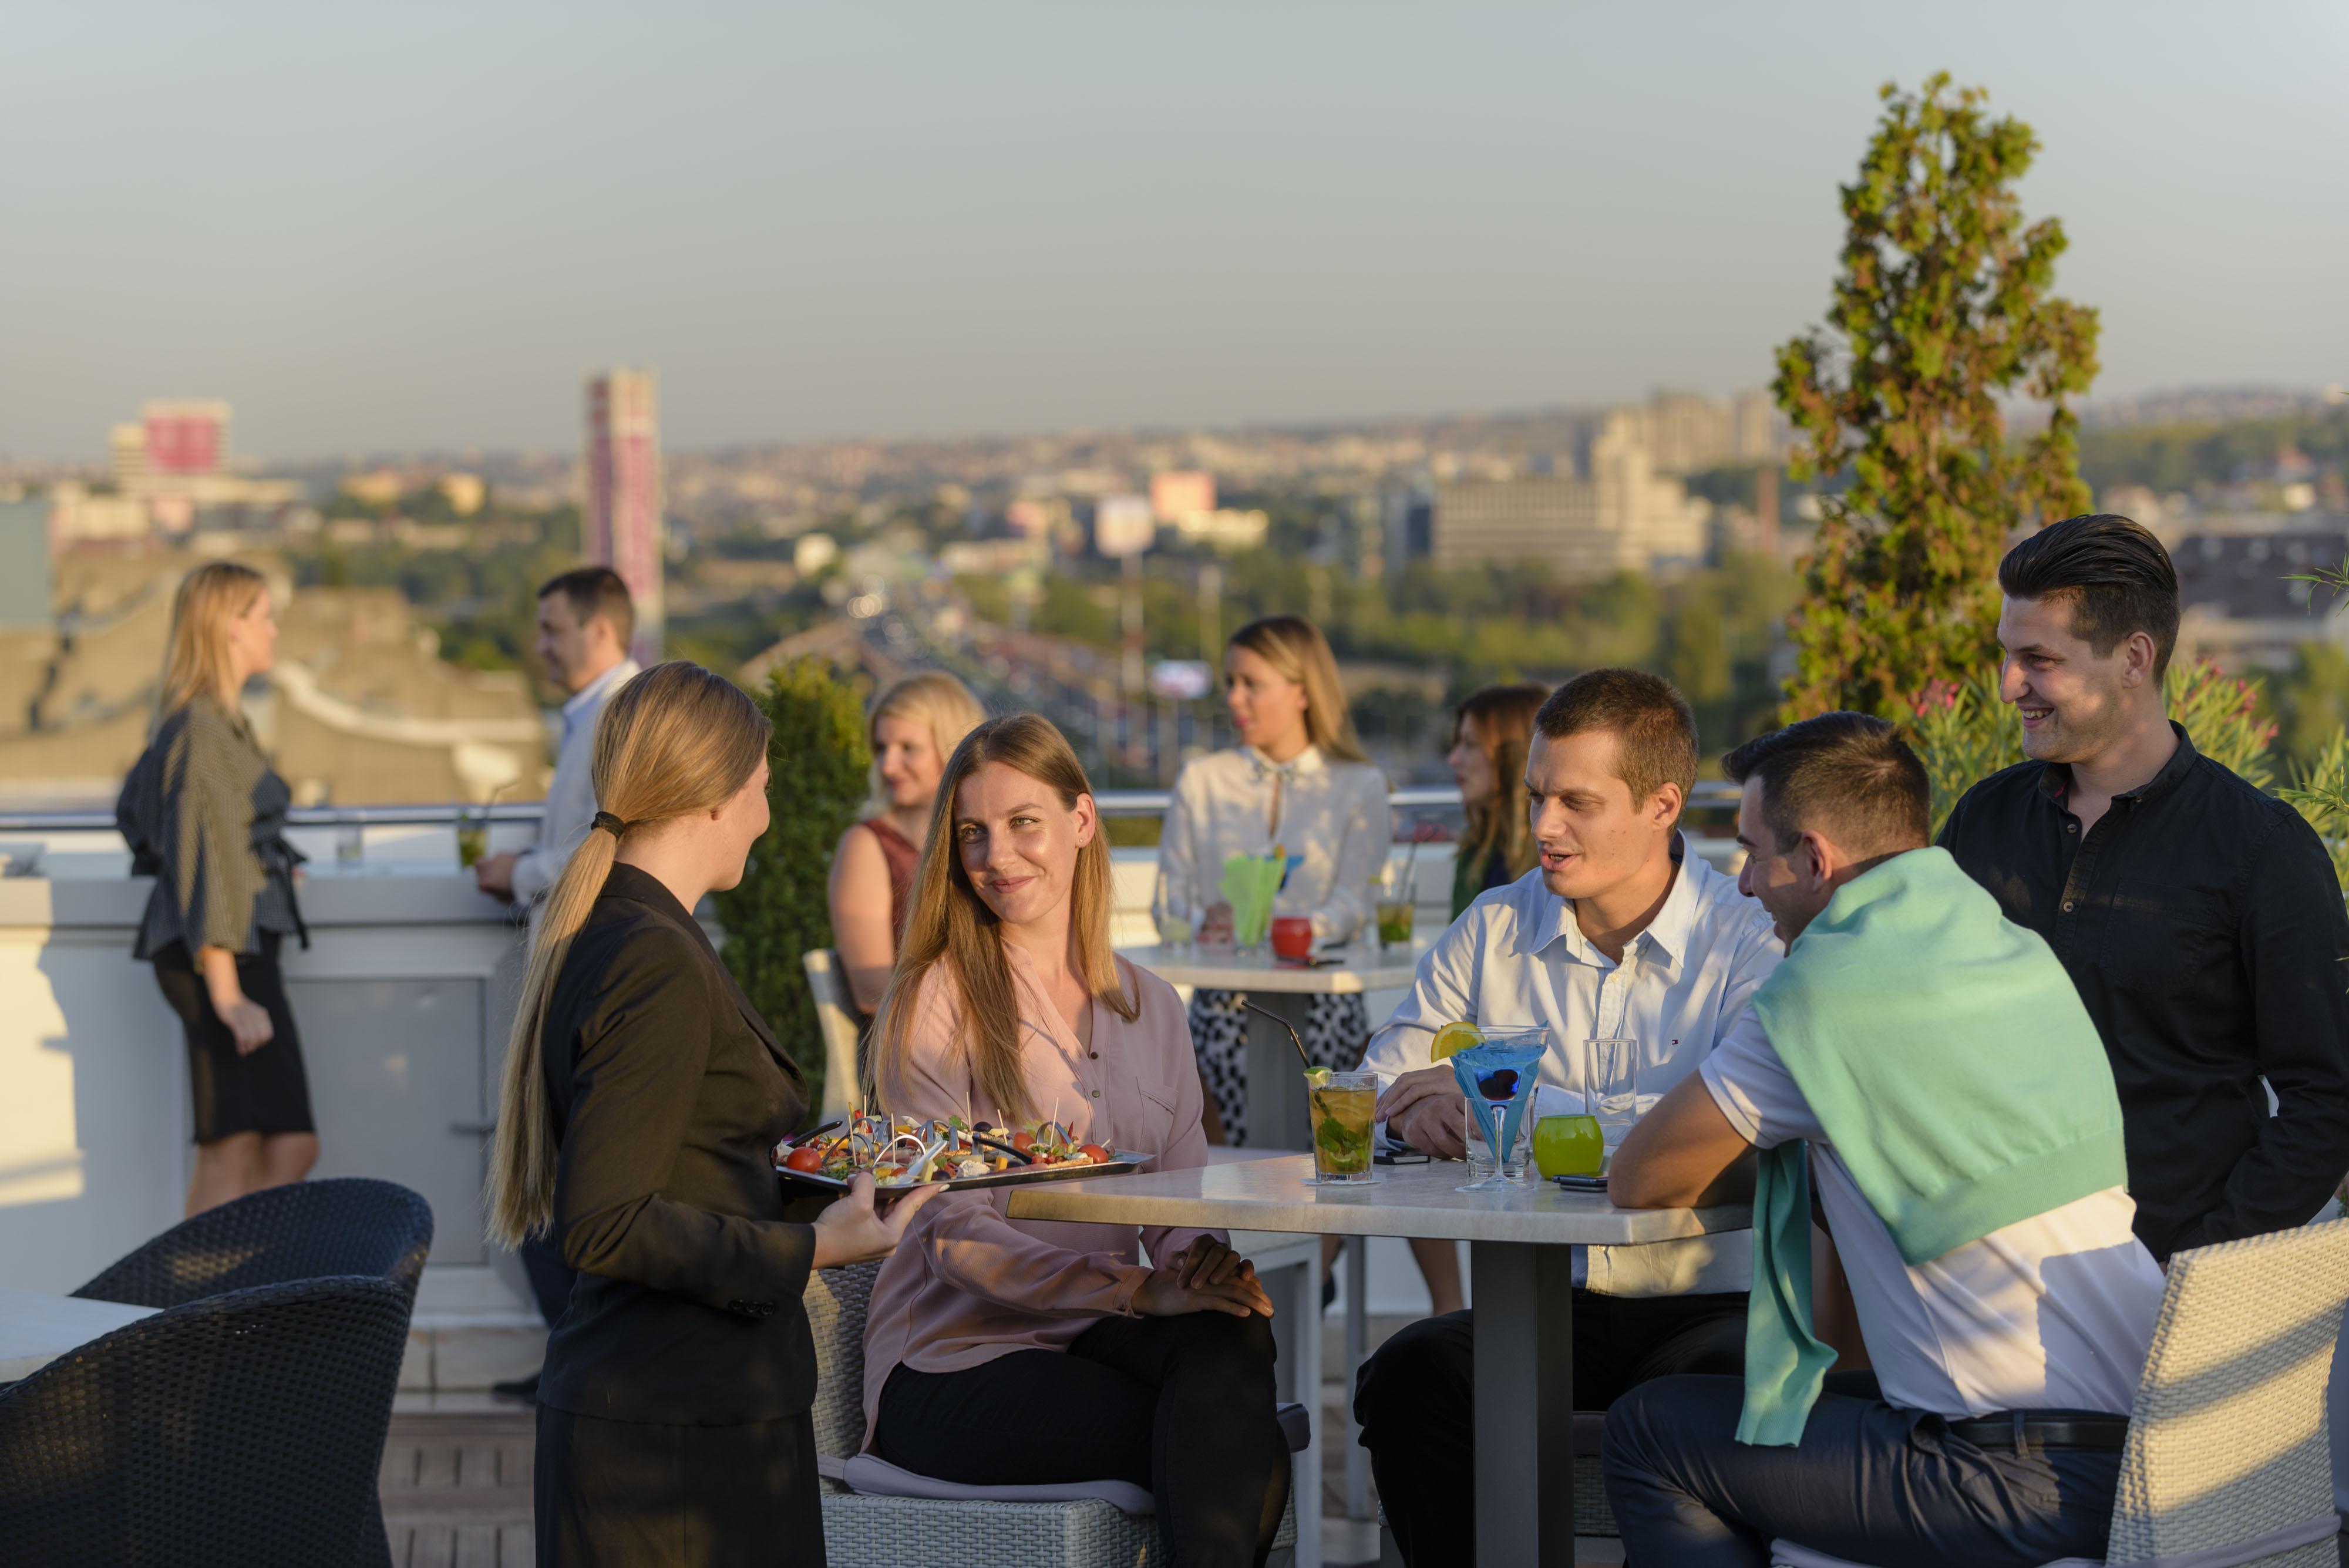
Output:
[1353, 1292, 1748, 1568]
[534, 1405, 824, 1567]
[1602, 1372, 2121, 1567]
[877, 1311, 1290, 1568]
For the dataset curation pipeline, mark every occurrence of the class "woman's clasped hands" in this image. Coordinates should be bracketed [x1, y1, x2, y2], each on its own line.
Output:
[1135, 1235, 1275, 1318]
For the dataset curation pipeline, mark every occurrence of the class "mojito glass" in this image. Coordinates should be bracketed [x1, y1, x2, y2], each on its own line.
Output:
[1307, 1070, 1378, 1184]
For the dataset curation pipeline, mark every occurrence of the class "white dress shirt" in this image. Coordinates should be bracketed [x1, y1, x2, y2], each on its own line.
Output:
[511, 657, 640, 906]
[1361, 841, 1781, 1296]
[1702, 1019, 2162, 1416]
[1153, 745, 1392, 944]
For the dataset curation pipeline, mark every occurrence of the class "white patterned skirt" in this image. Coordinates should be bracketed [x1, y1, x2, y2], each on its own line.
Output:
[1186, 988, 1369, 1148]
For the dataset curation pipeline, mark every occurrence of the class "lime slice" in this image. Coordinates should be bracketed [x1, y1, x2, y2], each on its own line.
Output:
[1431, 1022, 1482, 1062]
[1302, 1066, 1333, 1088]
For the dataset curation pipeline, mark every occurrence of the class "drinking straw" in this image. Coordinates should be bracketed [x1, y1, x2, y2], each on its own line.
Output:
[1242, 999, 1316, 1076]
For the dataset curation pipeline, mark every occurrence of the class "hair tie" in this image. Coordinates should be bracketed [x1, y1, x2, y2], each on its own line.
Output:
[592, 811, 628, 837]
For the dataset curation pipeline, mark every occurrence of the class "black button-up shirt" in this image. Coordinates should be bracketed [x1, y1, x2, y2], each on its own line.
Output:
[1938, 723, 2349, 1260]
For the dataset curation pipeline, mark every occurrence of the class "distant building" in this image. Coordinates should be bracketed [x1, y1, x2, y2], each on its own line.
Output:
[0, 500, 52, 632]
[1605, 391, 1779, 475]
[2172, 521, 2349, 670]
[1401, 428, 1709, 580]
[142, 401, 230, 477]
[1150, 470, 1216, 523]
[585, 369, 665, 664]
[1164, 508, 1268, 553]
[1094, 494, 1155, 558]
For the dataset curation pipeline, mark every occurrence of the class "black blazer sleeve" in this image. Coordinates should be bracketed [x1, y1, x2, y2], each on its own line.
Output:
[552, 922, 814, 1314]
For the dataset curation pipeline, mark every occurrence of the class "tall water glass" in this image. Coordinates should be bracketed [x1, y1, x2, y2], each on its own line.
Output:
[1585, 1035, 1642, 1155]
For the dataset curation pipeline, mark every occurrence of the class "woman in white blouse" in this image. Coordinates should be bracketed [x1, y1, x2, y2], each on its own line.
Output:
[1155, 614, 1391, 1143]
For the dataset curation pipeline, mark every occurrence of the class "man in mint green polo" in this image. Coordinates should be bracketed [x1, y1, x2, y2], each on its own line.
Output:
[1602, 712, 2165, 1568]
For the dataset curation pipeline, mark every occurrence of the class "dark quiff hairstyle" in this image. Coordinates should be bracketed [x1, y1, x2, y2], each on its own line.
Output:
[1997, 514, 2180, 677]
[1532, 669, 1698, 819]
[1721, 712, 1930, 858]
[539, 566, 636, 648]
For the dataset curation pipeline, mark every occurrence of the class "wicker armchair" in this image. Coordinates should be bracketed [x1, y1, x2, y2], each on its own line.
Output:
[0, 1276, 415, 1568]
[807, 1261, 1300, 1568]
[72, 1177, 435, 1308]
[1773, 1217, 2349, 1568]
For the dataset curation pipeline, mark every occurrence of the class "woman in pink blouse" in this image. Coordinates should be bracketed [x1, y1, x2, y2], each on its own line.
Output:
[863, 713, 1291, 1567]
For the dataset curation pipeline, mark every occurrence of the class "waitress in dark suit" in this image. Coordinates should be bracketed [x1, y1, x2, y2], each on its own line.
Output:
[486, 660, 940, 1568]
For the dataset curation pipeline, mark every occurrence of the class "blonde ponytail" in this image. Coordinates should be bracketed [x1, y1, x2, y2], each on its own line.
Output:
[484, 661, 770, 1249]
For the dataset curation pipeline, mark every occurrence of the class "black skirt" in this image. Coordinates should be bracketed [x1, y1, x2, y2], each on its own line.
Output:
[152, 934, 315, 1142]
[534, 1405, 825, 1567]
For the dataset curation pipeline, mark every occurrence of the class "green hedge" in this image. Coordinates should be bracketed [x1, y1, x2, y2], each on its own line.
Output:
[715, 657, 870, 1108]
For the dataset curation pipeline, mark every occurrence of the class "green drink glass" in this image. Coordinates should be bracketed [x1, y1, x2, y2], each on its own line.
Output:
[1307, 1070, 1378, 1184]
[1533, 1114, 1605, 1179]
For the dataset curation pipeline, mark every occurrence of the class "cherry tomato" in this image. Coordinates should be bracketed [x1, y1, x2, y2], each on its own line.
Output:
[784, 1146, 824, 1173]
[1079, 1143, 1112, 1164]
[1011, 1130, 1036, 1152]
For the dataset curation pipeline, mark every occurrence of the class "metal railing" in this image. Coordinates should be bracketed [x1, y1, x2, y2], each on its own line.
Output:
[0, 780, 1740, 836]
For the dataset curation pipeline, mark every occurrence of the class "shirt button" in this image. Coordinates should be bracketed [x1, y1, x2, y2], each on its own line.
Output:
[1089, 1051, 1098, 1059]
[2061, 900, 2075, 913]
[1091, 1089, 1101, 1099]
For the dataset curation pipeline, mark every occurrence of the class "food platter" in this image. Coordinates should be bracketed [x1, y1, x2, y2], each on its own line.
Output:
[773, 1112, 1152, 1194]
[775, 1150, 1153, 1194]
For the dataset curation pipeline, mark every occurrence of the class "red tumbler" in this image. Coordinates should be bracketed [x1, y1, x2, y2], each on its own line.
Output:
[1271, 916, 1314, 963]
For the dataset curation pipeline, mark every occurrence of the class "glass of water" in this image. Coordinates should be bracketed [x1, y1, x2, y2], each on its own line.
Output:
[1585, 1036, 1642, 1156]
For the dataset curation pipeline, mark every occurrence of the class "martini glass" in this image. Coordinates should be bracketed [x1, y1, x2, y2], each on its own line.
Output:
[1449, 1034, 1545, 1193]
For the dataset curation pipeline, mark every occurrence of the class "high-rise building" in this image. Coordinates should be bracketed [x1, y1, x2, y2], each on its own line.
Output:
[141, 401, 230, 477]
[584, 369, 664, 664]
[1150, 470, 1216, 523]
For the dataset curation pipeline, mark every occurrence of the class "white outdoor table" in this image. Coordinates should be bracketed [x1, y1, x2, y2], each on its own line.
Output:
[0, 1287, 158, 1382]
[1009, 1152, 1751, 1568]
[1122, 939, 1429, 1151]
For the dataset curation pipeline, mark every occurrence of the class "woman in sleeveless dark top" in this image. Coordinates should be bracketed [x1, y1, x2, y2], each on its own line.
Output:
[826, 672, 983, 1013]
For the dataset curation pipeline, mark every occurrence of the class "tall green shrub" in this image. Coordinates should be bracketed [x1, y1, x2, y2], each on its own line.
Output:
[1907, 658, 2276, 837]
[714, 657, 870, 1106]
[1776, 74, 2100, 720]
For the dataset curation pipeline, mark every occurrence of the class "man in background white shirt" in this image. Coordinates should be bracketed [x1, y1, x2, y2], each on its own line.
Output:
[1353, 669, 1781, 1568]
[473, 566, 637, 1400]
[475, 567, 640, 911]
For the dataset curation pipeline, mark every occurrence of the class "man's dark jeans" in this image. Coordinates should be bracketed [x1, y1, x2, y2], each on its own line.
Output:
[1354, 1292, 1746, 1568]
[1603, 1373, 2121, 1568]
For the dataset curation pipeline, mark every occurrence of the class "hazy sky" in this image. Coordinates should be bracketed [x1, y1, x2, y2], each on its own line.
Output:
[6, 2, 2344, 461]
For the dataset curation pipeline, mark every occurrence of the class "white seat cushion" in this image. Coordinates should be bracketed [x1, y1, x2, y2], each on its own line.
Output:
[841, 1453, 1156, 1515]
[1772, 1541, 2099, 1568]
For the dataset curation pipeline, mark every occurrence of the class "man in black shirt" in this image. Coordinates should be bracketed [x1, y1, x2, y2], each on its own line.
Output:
[1937, 513, 2349, 1260]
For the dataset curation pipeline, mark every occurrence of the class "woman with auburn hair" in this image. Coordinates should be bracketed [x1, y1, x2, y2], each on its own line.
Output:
[828, 670, 985, 1014]
[1153, 614, 1391, 1143]
[1446, 682, 1547, 920]
[486, 661, 939, 1568]
[116, 561, 317, 1216]
[863, 714, 1292, 1566]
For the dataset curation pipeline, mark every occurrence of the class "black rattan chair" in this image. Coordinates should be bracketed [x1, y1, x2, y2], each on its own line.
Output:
[0, 1275, 413, 1568]
[71, 1177, 433, 1308]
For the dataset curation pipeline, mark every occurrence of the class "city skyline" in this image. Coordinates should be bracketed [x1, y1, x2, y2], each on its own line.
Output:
[7, 2, 2345, 461]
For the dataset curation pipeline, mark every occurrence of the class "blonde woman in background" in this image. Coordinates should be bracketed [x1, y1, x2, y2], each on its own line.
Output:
[862, 714, 1290, 1566]
[116, 562, 317, 1216]
[486, 661, 938, 1567]
[1154, 614, 1391, 1144]
[828, 671, 985, 1014]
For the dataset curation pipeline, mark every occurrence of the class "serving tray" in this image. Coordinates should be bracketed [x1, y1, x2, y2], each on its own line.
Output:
[776, 1150, 1153, 1194]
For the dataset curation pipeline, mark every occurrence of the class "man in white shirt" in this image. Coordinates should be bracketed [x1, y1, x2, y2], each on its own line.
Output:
[473, 566, 637, 1399]
[475, 567, 640, 912]
[1352, 669, 1782, 1568]
[1605, 713, 2163, 1567]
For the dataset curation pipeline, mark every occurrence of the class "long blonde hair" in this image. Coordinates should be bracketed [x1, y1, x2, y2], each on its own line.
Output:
[871, 714, 1136, 1123]
[157, 561, 267, 720]
[1228, 614, 1367, 764]
[868, 671, 984, 810]
[1454, 682, 1547, 883]
[485, 661, 772, 1248]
